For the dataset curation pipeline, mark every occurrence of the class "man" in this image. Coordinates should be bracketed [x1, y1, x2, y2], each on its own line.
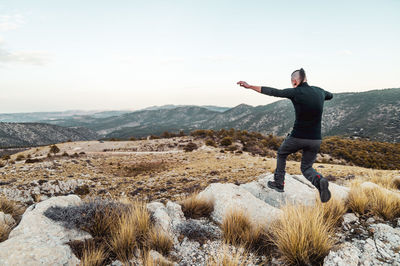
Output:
[237, 68, 333, 203]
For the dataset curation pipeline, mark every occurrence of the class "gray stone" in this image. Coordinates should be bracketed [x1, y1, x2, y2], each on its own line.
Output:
[0, 195, 91, 266]
[323, 242, 361, 266]
[240, 173, 317, 208]
[198, 183, 282, 225]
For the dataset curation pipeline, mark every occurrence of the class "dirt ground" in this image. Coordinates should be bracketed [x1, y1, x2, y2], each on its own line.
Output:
[1, 137, 399, 202]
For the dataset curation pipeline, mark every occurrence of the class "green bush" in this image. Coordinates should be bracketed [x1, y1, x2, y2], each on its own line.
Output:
[220, 137, 233, 146]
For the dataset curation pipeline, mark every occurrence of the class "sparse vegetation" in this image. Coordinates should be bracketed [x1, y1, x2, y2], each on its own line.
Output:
[49, 145, 60, 155]
[221, 209, 270, 253]
[183, 142, 198, 152]
[207, 245, 252, 266]
[269, 204, 334, 265]
[347, 183, 400, 220]
[15, 154, 25, 161]
[148, 227, 173, 256]
[180, 193, 214, 219]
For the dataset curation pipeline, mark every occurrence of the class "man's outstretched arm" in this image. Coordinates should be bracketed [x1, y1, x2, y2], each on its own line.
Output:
[237, 81, 295, 99]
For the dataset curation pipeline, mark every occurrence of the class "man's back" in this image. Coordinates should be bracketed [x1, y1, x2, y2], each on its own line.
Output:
[260, 82, 333, 140]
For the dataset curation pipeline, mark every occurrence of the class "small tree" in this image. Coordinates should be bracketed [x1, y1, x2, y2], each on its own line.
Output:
[50, 145, 60, 155]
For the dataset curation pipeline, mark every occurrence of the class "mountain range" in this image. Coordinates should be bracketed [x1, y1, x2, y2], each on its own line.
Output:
[0, 88, 398, 147]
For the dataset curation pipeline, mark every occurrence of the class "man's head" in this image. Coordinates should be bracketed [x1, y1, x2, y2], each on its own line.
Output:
[291, 68, 307, 88]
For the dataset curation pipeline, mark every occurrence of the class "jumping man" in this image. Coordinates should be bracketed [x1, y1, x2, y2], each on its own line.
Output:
[237, 68, 333, 203]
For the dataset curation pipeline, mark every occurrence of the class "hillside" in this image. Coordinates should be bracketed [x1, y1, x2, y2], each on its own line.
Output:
[0, 122, 99, 148]
[1, 88, 399, 143]
[103, 88, 400, 142]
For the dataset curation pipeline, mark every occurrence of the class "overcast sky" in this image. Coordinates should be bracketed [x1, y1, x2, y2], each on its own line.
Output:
[0, 0, 399, 113]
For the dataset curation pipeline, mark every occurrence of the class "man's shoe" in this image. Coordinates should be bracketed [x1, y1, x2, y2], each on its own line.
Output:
[318, 177, 331, 203]
[267, 181, 284, 192]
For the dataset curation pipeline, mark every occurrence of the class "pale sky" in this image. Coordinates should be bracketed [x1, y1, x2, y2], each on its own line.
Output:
[0, 0, 399, 113]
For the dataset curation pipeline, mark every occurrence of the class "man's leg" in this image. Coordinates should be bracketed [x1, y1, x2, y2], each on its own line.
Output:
[300, 139, 331, 202]
[270, 136, 301, 190]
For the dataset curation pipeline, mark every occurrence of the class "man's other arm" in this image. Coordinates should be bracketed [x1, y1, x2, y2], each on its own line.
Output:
[236, 81, 295, 99]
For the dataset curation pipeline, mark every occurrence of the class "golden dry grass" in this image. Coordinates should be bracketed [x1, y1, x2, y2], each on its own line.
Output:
[207, 245, 252, 266]
[0, 224, 11, 242]
[364, 170, 400, 190]
[348, 183, 400, 220]
[270, 204, 335, 265]
[0, 197, 24, 222]
[180, 193, 214, 219]
[108, 201, 151, 262]
[221, 208, 270, 253]
[317, 196, 347, 228]
[142, 251, 174, 266]
[148, 227, 173, 256]
[80, 241, 108, 266]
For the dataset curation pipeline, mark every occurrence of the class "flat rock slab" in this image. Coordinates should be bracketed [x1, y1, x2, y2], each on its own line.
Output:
[240, 173, 317, 208]
[0, 195, 90, 266]
[198, 183, 282, 225]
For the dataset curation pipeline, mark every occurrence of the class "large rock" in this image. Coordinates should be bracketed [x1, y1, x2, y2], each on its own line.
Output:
[198, 183, 282, 225]
[0, 195, 90, 265]
[240, 173, 349, 208]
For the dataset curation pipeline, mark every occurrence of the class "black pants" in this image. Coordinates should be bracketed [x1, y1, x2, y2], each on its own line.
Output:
[274, 135, 323, 188]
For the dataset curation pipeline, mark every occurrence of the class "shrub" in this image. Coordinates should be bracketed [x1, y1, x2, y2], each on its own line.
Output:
[270, 204, 334, 265]
[180, 193, 214, 219]
[15, 154, 25, 161]
[1, 155, 10, 161]
[25, 158, 43, 164]
[205, 138, 217, 147]
[176, 219, 220, 243]
[129, 136, 137, 141]
[184, 142, 198, 152]
[62, 151, 69, 157]
[220, 137, 233, 146]
[49, 145, 60, 155]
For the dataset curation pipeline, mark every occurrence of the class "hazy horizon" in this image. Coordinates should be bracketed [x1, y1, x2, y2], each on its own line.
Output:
[1, 1, 399, 113]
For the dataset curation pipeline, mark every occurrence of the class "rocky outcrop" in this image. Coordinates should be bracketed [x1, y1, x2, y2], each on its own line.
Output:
[0, 179, 93, 203]
[240, 173, 349, 208]
[324, 222, 400, 265]
[198, 182, 282, 225]
[0, 195, 90, 265]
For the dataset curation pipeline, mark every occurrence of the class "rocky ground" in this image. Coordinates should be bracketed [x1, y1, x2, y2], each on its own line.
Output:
[0, 137, 399, 265]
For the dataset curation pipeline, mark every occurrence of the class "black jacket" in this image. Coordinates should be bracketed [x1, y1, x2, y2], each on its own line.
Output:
[261, 82, 333, 140]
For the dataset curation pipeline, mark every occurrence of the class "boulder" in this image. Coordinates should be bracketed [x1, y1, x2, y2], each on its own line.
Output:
[240, 173, 349, 208]
[0, 195, 90, 265]
[240, 173, 317, 208]
[198, 183, 282, 225]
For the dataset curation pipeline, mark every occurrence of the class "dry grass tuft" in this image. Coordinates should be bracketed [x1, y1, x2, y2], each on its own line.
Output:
[80, 241, 108, 266]
[142, 251, 174, 266]
[207, 245, 252, 266]
[347, 182, 400, 220]
[148, 227, 173, 256]
[317, 196, 347, 227]
[0, 197, 24, 222]
[270, 204, 334, 265]
[0, 224, 12, 242]
[180, 193, 214, 219]
[108, 202, 151, 262]
[221, 208, 271, 253]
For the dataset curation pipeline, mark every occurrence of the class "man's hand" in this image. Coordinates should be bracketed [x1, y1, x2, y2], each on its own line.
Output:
[237, 81, 251, 88]
[236, 81, 261, 93]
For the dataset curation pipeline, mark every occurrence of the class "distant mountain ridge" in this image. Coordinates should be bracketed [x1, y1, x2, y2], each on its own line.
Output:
[0, 123, 99, 148]
[1, 88, 399, 145]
